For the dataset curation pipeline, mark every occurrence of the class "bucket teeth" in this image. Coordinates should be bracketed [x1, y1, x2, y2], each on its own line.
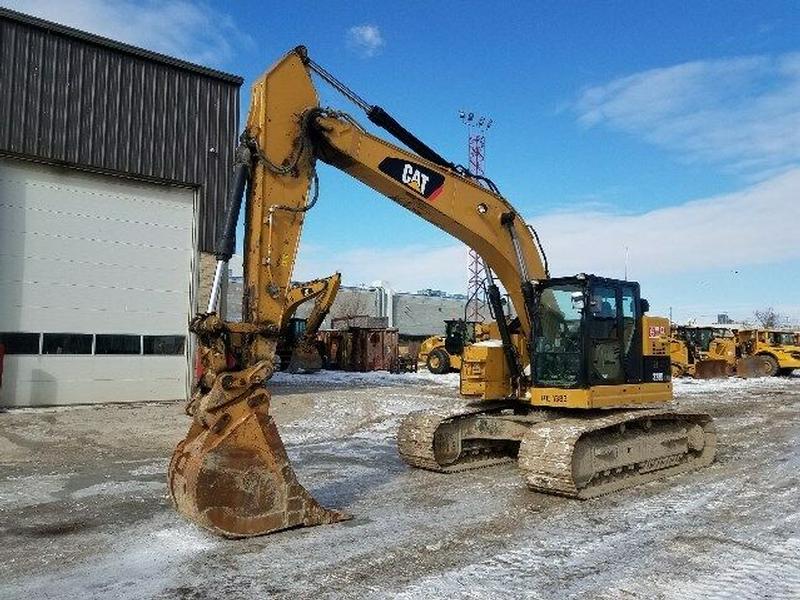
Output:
[168, 392, 348, 538]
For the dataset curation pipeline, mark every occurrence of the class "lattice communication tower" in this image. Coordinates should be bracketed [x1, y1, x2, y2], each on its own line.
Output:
[459, 111, 493, 322]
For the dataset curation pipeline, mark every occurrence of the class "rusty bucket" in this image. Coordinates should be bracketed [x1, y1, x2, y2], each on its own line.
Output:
[168, 390, 347, 538]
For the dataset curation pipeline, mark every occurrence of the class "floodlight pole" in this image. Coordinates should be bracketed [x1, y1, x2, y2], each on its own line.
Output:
[459, 110, 492, 323]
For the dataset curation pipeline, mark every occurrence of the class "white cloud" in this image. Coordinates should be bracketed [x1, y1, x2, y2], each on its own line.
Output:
[574, 54, 800, 177]
[1, 0, 248, 67]
[346, 24, 384, 58]
[534, 168, 800, 279]
[293, 169, 800, 299]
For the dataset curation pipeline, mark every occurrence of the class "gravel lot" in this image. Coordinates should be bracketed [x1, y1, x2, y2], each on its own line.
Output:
[1, 372, 798, 599]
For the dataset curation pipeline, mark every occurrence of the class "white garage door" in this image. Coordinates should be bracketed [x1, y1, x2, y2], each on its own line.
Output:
[0, 157, 195, 407]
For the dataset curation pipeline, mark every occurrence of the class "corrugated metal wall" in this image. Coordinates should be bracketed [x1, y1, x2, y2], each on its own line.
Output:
[0, 8, 242, 252]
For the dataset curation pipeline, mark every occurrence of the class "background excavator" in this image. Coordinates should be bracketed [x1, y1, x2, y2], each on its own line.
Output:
[168, 47, 716, 538]
[277, 273, 340, 372]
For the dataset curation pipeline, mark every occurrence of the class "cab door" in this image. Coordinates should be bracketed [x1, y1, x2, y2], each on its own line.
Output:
[588, 285, 624, 385]
[620, 284, 643, 383]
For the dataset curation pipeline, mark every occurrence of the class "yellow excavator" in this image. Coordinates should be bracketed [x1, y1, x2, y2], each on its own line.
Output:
[278, 273, 341, 372]
[168, 47, 716, 538]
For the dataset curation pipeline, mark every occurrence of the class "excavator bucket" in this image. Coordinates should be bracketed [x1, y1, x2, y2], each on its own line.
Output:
[736, 356, 771, 378]
[169, 390, 348, 538]
[693, 359, 730, 379]
[286, 341, 323, 373]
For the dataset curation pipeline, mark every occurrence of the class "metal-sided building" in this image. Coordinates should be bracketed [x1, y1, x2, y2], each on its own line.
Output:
[227, 278, 469, 339]
[0, 8, 242, 407]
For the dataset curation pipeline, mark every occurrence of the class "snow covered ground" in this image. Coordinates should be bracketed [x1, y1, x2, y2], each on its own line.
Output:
[271, 368, 462, 389]
[1, 373, 799, 599]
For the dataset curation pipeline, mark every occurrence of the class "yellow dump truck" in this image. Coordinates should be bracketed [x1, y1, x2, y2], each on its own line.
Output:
[737, 329, 800, 376]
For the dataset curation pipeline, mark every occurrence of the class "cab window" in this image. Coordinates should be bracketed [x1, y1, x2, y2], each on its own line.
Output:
[533, 284, 584, 387]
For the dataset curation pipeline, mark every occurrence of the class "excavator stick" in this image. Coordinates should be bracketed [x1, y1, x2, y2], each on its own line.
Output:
[693, 359, 730, 379]
[167, 49, 348, 537]
[169, 386, 347, 538]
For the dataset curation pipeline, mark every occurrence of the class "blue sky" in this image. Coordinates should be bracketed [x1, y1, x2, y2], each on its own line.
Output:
[6, 0, 800, 324]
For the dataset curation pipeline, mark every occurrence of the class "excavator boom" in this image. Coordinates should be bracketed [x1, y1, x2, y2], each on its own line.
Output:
[169, 50, 347, 537]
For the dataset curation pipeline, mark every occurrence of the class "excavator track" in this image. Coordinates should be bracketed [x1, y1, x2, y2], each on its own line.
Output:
[397, 402, 519, 472]
[518, 410, 716, 499]
[398, 405, 716, 499]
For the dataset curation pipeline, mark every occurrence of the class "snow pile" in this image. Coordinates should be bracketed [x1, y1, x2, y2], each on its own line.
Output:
[0, 473, 71, 510]
[71, 480, 164, 500]
[4, 518, 220, 600]
[129, 459, 169, 477]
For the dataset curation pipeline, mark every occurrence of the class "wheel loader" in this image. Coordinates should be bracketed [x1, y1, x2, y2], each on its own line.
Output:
[421, 315, 523, 374]
[168, 47, 716, 538]
[419, 319, 482, 374]
[670, 325, 736, 379]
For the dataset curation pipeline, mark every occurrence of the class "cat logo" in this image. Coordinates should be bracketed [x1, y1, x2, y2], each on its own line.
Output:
[401, 164, 430, 195]
[377, 157, 445, 200]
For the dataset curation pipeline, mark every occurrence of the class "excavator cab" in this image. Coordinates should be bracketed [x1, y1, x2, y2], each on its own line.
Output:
[529, 274, 673, 409]
[276, 318, 308, 370]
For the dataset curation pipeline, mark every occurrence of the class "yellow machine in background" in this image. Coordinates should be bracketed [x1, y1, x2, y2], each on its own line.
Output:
[279, 273, 341, 372]
[168, 47, 716, 539]
[420, 319, 507, 373]
[419, 319, 478, 373]
[670, 326, 737, 378]
[737, 329, 800, 376]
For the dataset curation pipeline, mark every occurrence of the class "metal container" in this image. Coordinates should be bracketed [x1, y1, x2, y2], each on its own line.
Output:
[331, 315, 389, 330]
[349, 328, 398, 372]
